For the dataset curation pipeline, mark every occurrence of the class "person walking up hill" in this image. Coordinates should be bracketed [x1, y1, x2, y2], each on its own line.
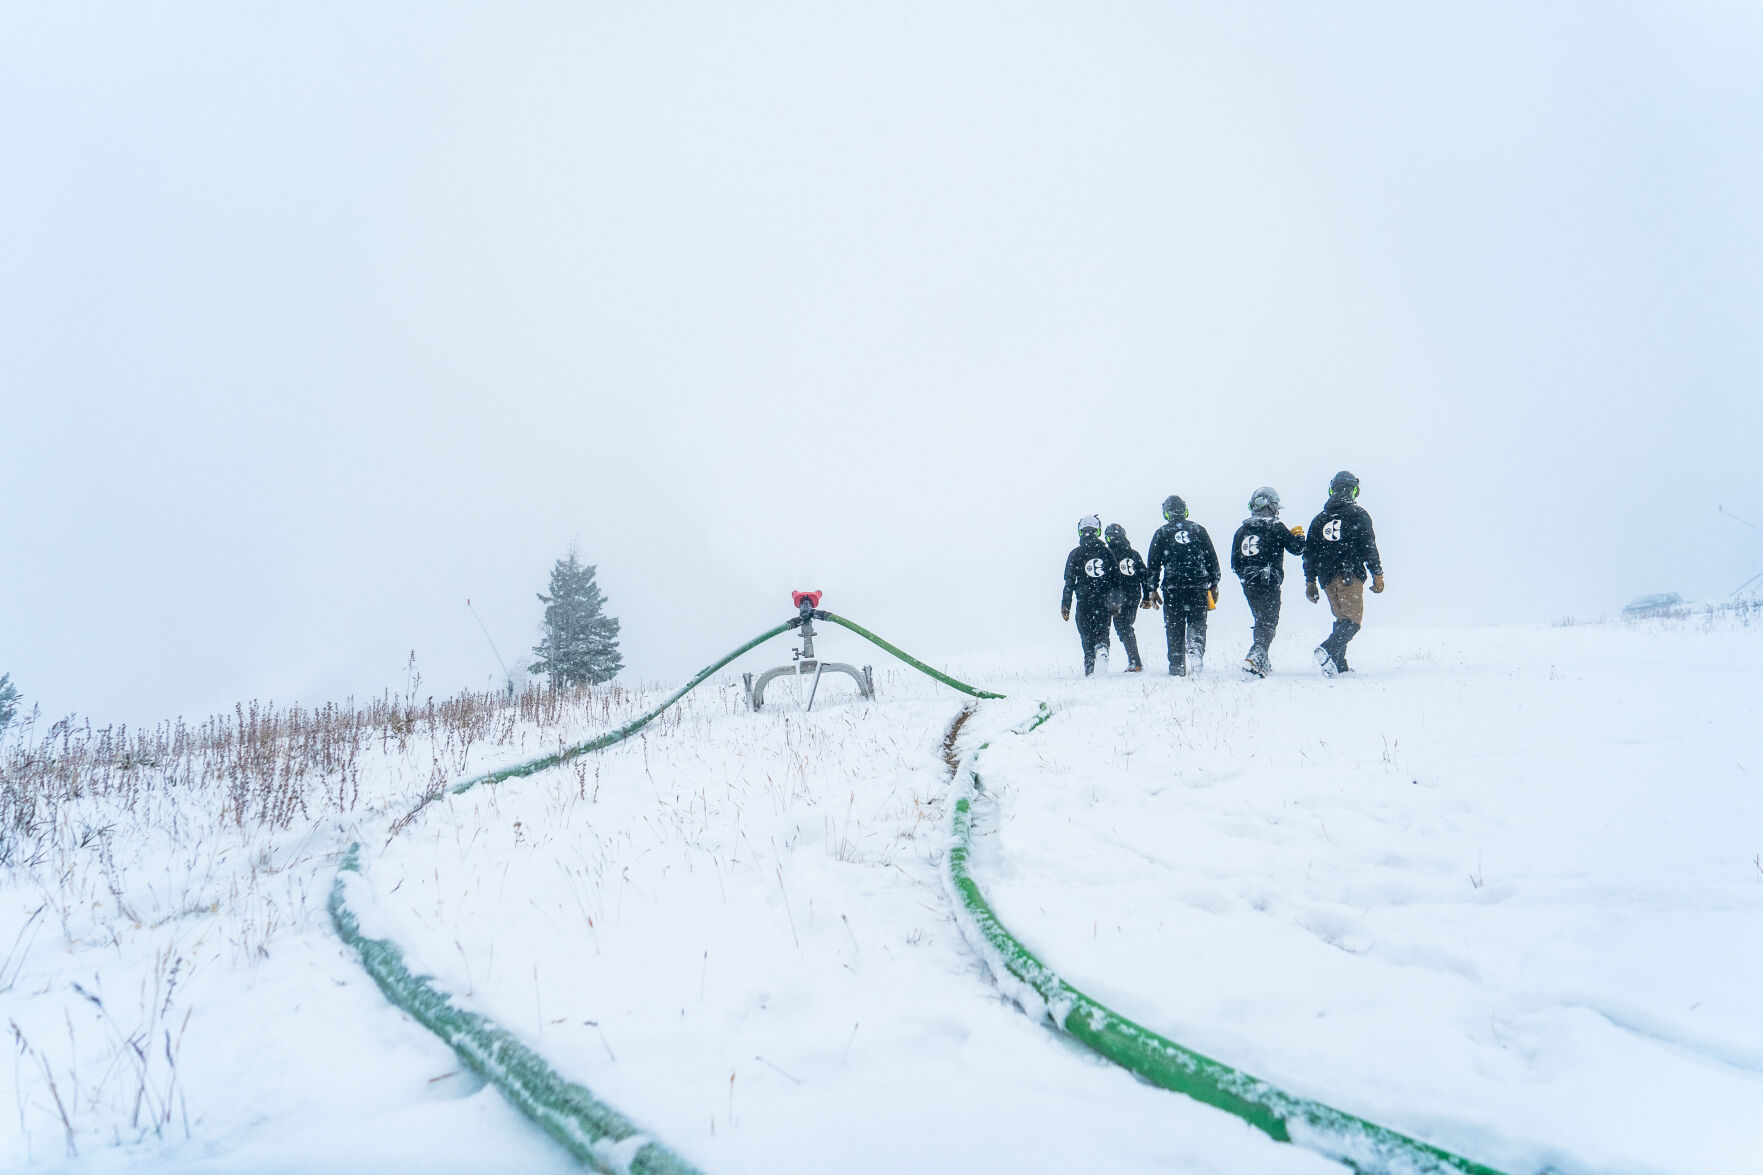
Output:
[1302, 471, 1384, 677]
[1145, 495, 1220, 676]
[1103, 522, 1153, 672]
[1062, 515, 1119, 677]
[1230, 486, 1306, 677]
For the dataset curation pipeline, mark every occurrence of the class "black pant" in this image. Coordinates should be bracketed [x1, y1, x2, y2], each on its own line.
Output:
[1322, 618, 1361, 667]
[1242, 583, 1281, 652]
[1105, 590, 1143, 669]
[1075, 597, 1111, 674]
[1162, 587, 1209, 674]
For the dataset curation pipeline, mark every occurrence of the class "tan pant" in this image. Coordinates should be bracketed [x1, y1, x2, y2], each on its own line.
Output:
[1324, 574, 1365, 625]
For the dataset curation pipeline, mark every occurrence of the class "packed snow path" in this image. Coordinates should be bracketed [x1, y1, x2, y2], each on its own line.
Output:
[355, 618, 1761, 1174]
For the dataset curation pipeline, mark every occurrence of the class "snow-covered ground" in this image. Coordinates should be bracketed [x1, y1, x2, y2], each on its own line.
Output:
[974, 621, 1763, 1175]
[5, 614, 1760, 1173]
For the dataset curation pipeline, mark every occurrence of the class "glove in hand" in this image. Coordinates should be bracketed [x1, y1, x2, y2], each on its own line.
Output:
[1305, 582, 1320, 603]
[1061, 607, 1071, 622]
[1147, 590, 1162, 610]
[1290, 524, 1304, 537]
[1371, 574, 1386, 594]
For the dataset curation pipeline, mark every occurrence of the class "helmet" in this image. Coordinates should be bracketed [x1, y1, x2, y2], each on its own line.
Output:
[1161, 495, 1187, 521]
[1104, 522, 1127, 545]
[1078, 514, 1102, 535]
[1248, 486, 1281, 513]
[1328, 471, 1360, 499]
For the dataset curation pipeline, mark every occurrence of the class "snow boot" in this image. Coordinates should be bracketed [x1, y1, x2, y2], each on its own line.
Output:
[1314, 645, 1339, 678]
[1094, 647, 1109, 676]
[1243, 645, 1270, 677]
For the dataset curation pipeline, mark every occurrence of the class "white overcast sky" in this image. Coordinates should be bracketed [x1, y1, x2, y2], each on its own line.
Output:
[4, 3, 1761, 724]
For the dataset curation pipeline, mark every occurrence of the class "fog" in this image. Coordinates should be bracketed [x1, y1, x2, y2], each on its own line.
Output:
[4, 4, 1761, 724]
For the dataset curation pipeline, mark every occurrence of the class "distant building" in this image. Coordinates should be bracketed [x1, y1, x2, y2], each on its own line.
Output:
[1620, 592, 1684, 618]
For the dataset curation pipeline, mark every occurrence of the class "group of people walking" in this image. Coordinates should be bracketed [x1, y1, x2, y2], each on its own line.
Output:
[1060, 471, 1385, 679]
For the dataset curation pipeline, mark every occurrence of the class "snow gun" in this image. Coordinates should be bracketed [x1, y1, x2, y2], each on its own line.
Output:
[745, 591, 875, 712]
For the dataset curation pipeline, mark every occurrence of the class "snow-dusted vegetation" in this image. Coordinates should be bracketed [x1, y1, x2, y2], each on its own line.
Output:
[1, 679, 666, 1170]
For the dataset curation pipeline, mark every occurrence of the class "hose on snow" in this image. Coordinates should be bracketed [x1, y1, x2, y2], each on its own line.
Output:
[329, 846, 702, 1175]
[815, 610, 1005, 700]
[330, 614, 991, 1172]
[330, 606, 1511, 1175]
[943, 703, 1512, 1175]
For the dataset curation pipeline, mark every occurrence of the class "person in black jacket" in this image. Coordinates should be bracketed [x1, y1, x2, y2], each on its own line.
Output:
[1144, 495, 1220, 676]
[1103, 522, 1153, 672]
[1302, 471, 1385, 676]
[1230, 486, 1306, 677]
[1062, 515, 1118, 676]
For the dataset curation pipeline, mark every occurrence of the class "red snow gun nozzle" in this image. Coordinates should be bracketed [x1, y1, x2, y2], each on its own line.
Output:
[792, 590, 823, 619]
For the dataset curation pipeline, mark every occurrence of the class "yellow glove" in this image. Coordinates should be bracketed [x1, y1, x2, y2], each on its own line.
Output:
[1305, 581, 1320, 603]
[1371, 574, 1385, 594]
[1290, 524, 1304, 537]
[1206, 590, 1217, 610]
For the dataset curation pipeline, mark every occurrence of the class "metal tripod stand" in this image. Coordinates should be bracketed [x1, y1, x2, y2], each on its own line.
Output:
[744, 591, 875, 711]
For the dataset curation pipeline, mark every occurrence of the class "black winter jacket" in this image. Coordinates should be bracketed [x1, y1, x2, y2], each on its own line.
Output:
[1062, 535, 1119, 610]
[1302, 496, 1383, 585]
[1146, 520, 1220, 592]
[1230, 515, 1306, 588]
[1105, 539, 1153, 605]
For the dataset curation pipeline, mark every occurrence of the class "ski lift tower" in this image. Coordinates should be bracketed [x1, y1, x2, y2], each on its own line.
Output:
[744, 591, 875, 711]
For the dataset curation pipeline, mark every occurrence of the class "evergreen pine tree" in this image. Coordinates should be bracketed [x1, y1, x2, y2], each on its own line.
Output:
[530, 551, 623, 686]
[0, 673, 17, 734]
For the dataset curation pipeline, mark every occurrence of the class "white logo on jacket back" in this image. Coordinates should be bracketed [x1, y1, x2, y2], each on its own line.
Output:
[1240, 535, 1260, 557]
[1084, 558, 1107, 578]
[1322, 519, 1343, 542]
[1173, 530, 1191, 545]
[1118, 559, 1136, 576]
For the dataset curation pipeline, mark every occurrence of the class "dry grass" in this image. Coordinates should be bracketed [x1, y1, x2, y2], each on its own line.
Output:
[0, 680, 660, 865]
[0, 674, 660, 1162]
[0, 654, 991, 1162]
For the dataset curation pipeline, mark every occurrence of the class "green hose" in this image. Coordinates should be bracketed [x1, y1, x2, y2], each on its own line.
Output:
[450, 619, 798, 795]
[329, 844, 702, 1174]
[333, 609, 1512, 1175]
[817, 610, 1005, 699]
[945, 704, 1512, 1175]
[334, 614, 995, 1172]
[449, 612, 999, 798]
